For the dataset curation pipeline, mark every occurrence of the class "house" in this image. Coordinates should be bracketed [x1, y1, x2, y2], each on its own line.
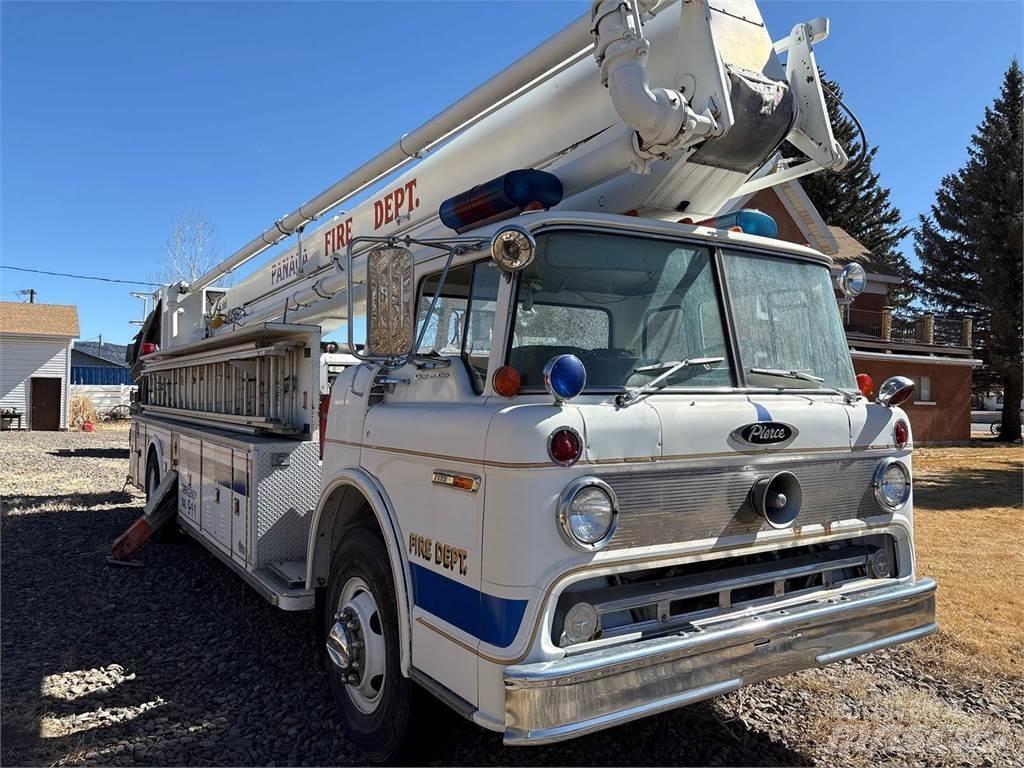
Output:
[71, 340, 130, 368]
[0, 302, 80, 430]
[729, 185, 979, 443]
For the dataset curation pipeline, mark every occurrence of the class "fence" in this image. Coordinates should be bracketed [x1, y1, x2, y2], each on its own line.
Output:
[70, 384, 136, 413]
[841, 306, 972, 348]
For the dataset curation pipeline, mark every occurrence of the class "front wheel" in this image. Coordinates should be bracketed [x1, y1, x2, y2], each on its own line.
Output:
[324, 527, 415, 763]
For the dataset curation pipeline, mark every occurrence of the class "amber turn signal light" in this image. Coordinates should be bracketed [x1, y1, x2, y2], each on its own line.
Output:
[492, 365, 521, 397]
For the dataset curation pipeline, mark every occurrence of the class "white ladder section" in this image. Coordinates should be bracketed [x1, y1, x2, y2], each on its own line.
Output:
[141, 340, 305, 433]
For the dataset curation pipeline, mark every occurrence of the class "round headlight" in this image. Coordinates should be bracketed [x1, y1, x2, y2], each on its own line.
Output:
[558, 478, 618, 551]
[490, 225, 536, 273]
[874, 459, 911, 509]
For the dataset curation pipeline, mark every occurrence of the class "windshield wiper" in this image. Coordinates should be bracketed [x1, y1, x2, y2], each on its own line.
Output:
[748, 367, 825, 384]
[617, 357, 724, 407]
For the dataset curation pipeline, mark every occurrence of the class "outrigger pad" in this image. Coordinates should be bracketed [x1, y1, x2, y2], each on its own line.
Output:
[109, 470, 179, 563]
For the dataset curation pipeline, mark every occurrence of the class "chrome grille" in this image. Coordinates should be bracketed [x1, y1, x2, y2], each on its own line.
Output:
[602, 455, 889, 550]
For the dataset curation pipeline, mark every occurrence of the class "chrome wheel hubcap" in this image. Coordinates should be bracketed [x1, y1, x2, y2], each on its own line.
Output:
[326, 576, 386, 714]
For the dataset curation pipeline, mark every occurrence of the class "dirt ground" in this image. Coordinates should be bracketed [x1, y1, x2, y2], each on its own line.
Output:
[1, 428, 1021, 767]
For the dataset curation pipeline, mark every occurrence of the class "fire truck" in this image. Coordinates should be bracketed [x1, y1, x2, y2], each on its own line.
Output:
[124, 0, 935, 760]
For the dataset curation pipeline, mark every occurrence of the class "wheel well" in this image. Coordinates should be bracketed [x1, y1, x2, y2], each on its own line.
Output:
[309, 484, 378, 589]
[146, 445, 158, 480]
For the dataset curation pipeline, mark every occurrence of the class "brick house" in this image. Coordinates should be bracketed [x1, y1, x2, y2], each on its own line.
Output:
[728, 184, 978, 442]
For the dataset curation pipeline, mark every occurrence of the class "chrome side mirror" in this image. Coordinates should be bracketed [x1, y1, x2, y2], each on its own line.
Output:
[836, 262, 866, 297]
[876, 375, 915, 407]
[490, 225, 536, 274]
[364, 246, 415, 359]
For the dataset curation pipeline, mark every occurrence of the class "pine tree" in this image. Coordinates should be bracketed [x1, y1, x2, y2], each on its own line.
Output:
[785, 75, 913, 304]
[914, 60, 1023, 442]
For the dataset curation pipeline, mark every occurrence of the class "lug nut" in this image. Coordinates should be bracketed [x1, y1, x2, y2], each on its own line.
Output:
[346, 673, 359, 684]
[351, 660, 361, 670]
[346, 620, 359, 630]
[352, 640, 364, 649]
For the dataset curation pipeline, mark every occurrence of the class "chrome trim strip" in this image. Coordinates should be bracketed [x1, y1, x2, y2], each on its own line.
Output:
[815, 622, 936, 665]
[503, 577, 936, 744]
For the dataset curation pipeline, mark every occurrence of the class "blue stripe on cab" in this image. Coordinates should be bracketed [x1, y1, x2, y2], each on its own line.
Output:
[409, 563, 527, 648]
[751, 401, 772, 421]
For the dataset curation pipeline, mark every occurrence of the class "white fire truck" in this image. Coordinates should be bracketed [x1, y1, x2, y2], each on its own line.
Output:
[125, 0, 935, 760]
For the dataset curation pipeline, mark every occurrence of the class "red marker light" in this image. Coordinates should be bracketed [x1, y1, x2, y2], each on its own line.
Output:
[856, 373, 874, 397]
[549, 428, 582, 466]
[141, 342, 158, 355]
[894, 420, 909, 449]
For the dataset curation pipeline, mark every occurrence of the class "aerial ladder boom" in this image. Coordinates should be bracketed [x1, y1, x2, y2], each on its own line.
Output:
[144, 0, 845, 357]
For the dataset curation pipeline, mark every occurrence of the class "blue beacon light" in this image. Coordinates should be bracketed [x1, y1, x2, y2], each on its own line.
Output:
[543, 355, 587, 404]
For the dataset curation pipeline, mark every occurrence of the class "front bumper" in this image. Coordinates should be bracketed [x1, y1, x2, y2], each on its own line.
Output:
[503, 576, 936, 745]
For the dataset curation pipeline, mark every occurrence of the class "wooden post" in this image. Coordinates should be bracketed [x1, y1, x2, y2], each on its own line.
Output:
[962, 317, 973, 348]
[881, 306, 892, 341]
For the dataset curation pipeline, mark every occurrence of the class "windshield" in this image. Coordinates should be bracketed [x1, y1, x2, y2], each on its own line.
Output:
[509, 232, 731, 389]
[722, 250, 856, 391]
[507, 231, 855, 393]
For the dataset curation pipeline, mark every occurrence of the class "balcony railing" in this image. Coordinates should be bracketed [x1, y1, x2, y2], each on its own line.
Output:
[841, 306, 972, 348]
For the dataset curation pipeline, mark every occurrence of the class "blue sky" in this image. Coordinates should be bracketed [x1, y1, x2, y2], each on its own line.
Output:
[2, 1, 1021, 344]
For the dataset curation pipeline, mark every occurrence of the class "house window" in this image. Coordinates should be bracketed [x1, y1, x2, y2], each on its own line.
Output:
[911, 375, 933, 403]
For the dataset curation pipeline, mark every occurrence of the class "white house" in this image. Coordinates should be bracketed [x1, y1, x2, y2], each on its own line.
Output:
[0, 302, 80, 430]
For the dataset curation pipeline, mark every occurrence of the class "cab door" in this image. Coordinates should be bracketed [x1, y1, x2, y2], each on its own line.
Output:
[359, 258, 501, 707]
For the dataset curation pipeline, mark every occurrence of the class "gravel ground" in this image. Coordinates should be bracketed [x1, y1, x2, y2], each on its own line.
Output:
[2, 428, 1022, 767]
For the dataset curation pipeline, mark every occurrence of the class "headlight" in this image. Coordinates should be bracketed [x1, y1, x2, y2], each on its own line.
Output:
[557, 478, 618, 551]
[874, 459, 911, 508]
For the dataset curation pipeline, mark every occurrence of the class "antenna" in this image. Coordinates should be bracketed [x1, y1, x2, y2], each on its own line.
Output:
[15, 288, 37, 303]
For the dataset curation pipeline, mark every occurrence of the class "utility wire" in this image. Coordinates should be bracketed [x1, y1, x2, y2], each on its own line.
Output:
[0, 265, 161, 287]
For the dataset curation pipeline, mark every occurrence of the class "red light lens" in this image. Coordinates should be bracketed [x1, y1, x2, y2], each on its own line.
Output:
[549, 428, 582, 466]
[141, 342, 158, 355]
[856, 373, 874, 397]
[894, 419, 909, 449]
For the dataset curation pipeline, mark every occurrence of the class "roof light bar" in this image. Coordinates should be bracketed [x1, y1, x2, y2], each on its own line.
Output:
[696, 209, 778, 238]
[439, 169, 563, 233]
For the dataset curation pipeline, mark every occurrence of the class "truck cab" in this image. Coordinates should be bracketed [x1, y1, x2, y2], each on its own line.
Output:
[314, 211, 934, 751]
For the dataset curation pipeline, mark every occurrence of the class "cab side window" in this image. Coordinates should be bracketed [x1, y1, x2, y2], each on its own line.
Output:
[416, 260, 500, 393]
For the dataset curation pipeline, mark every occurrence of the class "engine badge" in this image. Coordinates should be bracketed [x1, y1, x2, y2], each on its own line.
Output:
[730, 422, 798, 447]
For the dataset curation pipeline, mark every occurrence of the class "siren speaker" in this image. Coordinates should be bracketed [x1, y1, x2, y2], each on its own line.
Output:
[750, 471, 802, 529]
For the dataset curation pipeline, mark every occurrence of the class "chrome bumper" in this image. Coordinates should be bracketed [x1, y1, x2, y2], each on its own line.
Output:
[503, 577, 936, 745]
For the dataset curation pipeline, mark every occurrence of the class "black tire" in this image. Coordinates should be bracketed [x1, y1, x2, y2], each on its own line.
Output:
[324, 527, 418, 764]
[991, 421, 1001, 436]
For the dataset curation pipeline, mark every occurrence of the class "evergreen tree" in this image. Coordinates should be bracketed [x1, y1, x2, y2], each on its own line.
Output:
[914, 60, 1023, 442]
[785, 75, 913, 304]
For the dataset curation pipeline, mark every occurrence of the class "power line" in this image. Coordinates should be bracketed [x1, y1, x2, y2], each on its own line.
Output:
[0, 265, 161, 287]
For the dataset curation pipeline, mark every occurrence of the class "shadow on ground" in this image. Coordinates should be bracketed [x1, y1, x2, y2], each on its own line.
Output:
[48, 448, 130, 460]
[1, 502, 809, 767]
[914, 461, 1023, 511]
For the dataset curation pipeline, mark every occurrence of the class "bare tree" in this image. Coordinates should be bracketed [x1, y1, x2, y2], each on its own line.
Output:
[155, 210, 232, 286]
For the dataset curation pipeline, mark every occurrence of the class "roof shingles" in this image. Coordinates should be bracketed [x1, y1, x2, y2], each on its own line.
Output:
[0, 302, 80, 337]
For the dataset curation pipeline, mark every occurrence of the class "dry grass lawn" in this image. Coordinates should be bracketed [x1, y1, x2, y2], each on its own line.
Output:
[911, 442, 1024, 679]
